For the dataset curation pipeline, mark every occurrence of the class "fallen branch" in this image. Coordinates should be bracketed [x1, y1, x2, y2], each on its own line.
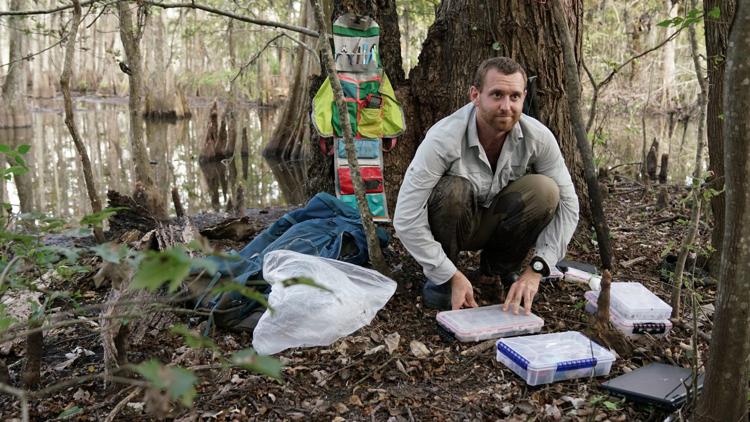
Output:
[620, 256, 647, 268]
[104, 387, 142, 422]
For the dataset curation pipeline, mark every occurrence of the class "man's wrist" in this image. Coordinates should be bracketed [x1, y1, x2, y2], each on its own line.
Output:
[529, 256, 551, 277]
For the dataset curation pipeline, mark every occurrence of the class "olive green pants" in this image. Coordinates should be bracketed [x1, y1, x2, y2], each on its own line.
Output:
[427, 174, 560, 277]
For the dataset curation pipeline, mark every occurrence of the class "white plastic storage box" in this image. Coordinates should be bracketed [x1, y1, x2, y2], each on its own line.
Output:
[436, 305, 544, 342]
[586, 282, 672, 321]
[496, 331, 616, 386]
[584, 296, 673, 338]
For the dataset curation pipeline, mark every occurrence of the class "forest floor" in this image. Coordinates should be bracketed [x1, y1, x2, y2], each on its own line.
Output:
[0, 174, 716, 421]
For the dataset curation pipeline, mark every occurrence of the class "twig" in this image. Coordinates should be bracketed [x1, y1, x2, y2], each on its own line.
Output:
[142, 1, 318, 37]
[620, 256, 647, 268]
[0, 0, 100, 16]
[460, 339, 496, 356]
[0, 255, 23, 294]
[104, 387, 141, 422]
[353, 356, 395, 386]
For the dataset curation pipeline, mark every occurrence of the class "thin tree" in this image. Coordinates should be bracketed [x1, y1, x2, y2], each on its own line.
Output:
[670, 0, 708, 319]
[60, 0, 104, 243]
[117, 1, 165, 217]
[309, 0, 388, 274]
[703, 0, 737, 276]
[551, 0, 614, 329]
[696, 1, 750, 419]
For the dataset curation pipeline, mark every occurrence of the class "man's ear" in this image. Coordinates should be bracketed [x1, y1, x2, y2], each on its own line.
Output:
[469, 86, 480, 104]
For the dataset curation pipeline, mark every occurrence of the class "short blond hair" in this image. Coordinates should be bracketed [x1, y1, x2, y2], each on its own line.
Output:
[472, 57, 527, 91]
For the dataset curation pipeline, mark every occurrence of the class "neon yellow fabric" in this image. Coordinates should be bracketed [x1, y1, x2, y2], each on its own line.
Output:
[312, 71, 404, 139]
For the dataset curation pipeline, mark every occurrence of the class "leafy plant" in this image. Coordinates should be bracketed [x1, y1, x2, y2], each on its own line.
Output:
[134, 359, 198, 407]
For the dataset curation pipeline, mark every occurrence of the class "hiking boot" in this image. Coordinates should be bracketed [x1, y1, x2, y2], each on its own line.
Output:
[422, 279, 452, 310]
[233, 309, 265, 333]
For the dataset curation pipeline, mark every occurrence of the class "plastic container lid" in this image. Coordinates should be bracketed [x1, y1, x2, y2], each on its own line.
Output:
[584, 296, 673, 338]
[496, 331, 616, 385]
[436, 305, 544, 342]
[586, 282, 672, 321]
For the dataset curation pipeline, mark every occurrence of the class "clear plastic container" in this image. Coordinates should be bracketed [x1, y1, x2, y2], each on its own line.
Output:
[496, 331, 616, 386]
[585, 282, 672, 321]
[436, 305, 544, 342]
[584, 297, 673, 338]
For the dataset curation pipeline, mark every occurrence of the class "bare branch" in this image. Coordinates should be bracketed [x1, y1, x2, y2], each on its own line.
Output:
[0, 0, 101, 16]
[143, 1, 318, 37]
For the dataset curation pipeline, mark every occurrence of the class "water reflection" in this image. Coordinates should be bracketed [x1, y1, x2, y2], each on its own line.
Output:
[1, 97, 295, 220]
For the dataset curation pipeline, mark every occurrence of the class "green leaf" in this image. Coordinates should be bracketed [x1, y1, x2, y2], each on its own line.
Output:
[491, 41, 501, 51]
[80, 207, 128, 228]
[170, 324, 218, 350]
[132, 247, 192, 292]
[91, 242, 130, 264]
[231, 349, 282, 379]
[657, 18, 674, 28]
[280, 277, 333, 294]
[0, 304, 18, 332]
[134, 360, 197, 407]
[707, 6, 721, 19]
[16, 144, 31, 154]
[603, 400, 620, 411]
[0, 144, 10, 153]
[56, 405, 83, 419]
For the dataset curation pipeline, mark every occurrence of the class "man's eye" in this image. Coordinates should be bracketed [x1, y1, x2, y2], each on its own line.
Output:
[511, 95, 520, 101]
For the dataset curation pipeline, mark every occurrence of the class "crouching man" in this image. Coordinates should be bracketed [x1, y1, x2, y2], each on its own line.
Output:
[393, 57, 579, 314]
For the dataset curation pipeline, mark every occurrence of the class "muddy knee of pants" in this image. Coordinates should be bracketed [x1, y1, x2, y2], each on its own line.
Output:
[427, 176, 478, 264]
[481, 174, 560, 275]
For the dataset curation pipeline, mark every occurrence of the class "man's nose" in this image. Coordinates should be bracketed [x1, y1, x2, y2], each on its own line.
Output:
[498, 96, 511, 110]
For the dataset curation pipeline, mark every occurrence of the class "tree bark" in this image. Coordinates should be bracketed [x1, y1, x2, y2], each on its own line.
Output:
[0, 0, 32, 129]
[704, 0, 736, 276]
[696, 1, 750, 419]
[118, 1, 165, 218]
[61, 0, 104, 243]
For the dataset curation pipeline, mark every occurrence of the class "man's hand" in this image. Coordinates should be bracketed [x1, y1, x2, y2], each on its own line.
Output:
[502, 267, 541, 315]
[450, 271, 478, 310]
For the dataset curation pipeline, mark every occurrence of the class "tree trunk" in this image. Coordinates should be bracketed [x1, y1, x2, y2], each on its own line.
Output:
[0, 0, 32, 128]
[704, 0, 736, 277]
[404, 0, 588, 217]
[696, 1, 750, 419]
[118, 1, 165, 218]
[61, 0, 104, 243]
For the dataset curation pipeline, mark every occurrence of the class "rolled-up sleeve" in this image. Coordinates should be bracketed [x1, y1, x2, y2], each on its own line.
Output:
[393, 137, 457, 284]
[532, 132, 580, 270]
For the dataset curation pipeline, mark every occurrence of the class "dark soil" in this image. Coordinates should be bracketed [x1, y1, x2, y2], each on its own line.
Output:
[0, 176, 716, 421]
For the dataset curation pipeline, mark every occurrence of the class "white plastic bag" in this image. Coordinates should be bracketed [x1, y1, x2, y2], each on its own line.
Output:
[252, 250, 397, 355]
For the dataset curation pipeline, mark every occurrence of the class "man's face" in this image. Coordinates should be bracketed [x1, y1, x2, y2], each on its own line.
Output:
[470, 69, 526, 134]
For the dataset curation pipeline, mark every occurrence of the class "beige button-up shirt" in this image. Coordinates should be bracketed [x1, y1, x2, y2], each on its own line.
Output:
[393, 103, 580, 284]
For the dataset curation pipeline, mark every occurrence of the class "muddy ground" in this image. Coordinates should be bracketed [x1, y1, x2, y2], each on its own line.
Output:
[0, 176, 716, 421]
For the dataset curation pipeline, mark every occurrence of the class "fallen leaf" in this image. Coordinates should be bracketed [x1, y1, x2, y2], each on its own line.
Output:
[364, 345, 385, 356]
[395, 359, 408, 376]
[561, 395, 585, 409]
[311, 370, 328, 386]
[384, 332, 400, 354]
[73, 388, 91, 402]
[334, 402, 348, 414]
[545, 404, 562, 420]
[409, 340, 430, 358]
[349, 395, 363, 407]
